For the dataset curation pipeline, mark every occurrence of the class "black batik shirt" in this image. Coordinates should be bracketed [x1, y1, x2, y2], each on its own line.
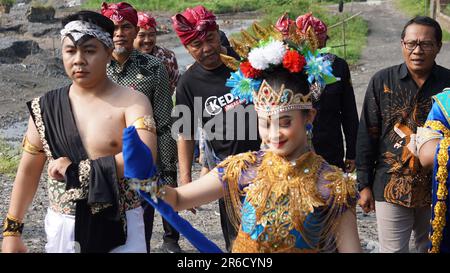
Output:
[312, 54, 359, 169]
[107, 50, 177, 186]
[356, 63, 450, 207]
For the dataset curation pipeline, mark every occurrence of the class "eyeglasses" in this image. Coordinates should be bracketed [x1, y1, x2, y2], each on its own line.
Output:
[402, 40, 436, 52]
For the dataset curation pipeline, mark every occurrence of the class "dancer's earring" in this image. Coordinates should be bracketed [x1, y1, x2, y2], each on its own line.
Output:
[306, 123, 313, 149]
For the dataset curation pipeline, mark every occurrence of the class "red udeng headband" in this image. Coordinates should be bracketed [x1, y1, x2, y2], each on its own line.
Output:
[137, 12, 157, 30]
[172, 5, 218, 46]
[101, 2, 138, 27]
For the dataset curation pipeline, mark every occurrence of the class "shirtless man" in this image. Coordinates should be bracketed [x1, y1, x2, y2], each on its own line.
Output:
[1, 10, 156, 253]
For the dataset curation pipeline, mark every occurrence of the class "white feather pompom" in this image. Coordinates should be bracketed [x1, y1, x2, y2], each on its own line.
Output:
[262, 40, 286, 66]
[248, 47, 269, 70]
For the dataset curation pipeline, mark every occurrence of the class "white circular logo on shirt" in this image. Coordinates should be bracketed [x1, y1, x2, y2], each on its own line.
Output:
[205, 96, 222, 116]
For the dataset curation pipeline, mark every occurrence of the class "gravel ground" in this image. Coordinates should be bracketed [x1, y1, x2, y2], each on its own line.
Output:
[2, 0, 450, 253]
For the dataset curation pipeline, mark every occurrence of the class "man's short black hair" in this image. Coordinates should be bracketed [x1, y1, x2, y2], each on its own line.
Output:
[401, 16, 442, 44]
[62, 10, 114, 38]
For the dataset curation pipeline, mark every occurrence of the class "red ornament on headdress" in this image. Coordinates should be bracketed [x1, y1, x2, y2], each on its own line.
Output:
[171, 5, 218, 46]
[282, 50, 306, 73]
[240, 61, 262, 78]
[275, 13, 294, 37]
[295, 12, 328, 42]
[101, 2, 138, 27]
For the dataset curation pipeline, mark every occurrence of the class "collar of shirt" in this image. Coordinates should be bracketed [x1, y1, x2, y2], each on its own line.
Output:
[399, 61, 438, 81]
[149, 45, 161, 56]
[108, 49, 139, 73]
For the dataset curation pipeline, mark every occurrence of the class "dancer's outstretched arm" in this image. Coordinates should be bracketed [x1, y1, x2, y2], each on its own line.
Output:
[163, 169, 224, 211]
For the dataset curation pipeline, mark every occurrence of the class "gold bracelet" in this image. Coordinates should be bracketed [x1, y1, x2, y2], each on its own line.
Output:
[2, 214, 24, 237]
[132, 115, 156, 134]
[22, 135, 44, 155]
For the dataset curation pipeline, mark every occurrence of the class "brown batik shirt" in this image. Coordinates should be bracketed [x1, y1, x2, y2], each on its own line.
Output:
[356, 63, 450, 207]
[150, 45, 180, 95]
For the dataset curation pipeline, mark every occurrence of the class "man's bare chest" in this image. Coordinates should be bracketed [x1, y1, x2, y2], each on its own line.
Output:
[71, 105, 125, 158]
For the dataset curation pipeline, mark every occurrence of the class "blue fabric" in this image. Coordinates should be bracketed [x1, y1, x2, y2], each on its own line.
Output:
[122, 126, 156, 179]
[427, 94, 450, 253]
[429, 90, 450, 128]
[139, 191, 223, 253]
[122, 126, 223, 253]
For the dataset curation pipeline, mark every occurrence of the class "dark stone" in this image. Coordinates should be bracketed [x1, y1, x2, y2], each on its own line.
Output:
[26, 5, 55, 23]
[0, 39, 41, 63]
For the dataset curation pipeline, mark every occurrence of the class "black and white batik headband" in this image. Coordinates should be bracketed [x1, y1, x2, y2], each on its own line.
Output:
[60, 20, 113, 48]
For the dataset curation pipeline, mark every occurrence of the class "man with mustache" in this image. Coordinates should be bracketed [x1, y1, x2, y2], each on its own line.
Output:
[356, 16, 450, 253]
[173, 5, 261, 252]
[101, 2, 178, 253]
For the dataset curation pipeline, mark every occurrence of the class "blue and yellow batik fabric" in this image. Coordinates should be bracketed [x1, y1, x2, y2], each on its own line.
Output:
[425, 89, 450, 253]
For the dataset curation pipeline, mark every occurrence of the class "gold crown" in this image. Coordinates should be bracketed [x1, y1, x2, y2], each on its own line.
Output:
[254, 80, 312, 115]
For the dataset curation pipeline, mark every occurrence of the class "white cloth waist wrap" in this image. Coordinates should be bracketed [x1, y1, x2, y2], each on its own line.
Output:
[44, 206, 146, 253]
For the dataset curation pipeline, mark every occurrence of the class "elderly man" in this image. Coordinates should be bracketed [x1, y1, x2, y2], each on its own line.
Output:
[1, 10, 156, 253]
[356, 16, 450, 253]
[172, 5, 261, 252]
[100, 2, 178, 253]
[134, 12, 180, 95]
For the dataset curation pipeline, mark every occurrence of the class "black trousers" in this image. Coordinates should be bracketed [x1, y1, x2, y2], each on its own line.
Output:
[142, 184, 180, 253]
[218, 198, 238, 252]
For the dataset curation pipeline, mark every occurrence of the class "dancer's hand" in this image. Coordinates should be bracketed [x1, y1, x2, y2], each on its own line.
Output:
[1, 236, 27, 253]
[48, 157, 72, 181]
[358, 187, 375, 213]
[344, 159, 356, 173]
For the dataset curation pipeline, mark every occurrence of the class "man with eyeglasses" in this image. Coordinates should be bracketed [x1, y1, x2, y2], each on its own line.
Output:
[356, 16, 450, 253]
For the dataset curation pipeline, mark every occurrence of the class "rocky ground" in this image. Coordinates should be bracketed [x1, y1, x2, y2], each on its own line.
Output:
[1, 0, 449, 253]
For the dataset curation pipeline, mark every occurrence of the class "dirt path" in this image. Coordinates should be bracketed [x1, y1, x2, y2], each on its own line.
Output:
[2, 0, 450, 253]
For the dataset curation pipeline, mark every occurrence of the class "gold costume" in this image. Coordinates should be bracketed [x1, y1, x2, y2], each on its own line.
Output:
[217, 150, 357, 253]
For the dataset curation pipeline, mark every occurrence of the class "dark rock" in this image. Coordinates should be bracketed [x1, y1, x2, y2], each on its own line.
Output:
[26, 5, 55, 23]
[0, 24, 25, 35]
[0, 39, 41, 63]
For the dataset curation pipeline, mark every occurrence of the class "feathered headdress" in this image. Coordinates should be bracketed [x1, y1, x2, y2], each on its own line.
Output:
[222, 13, 339, 115]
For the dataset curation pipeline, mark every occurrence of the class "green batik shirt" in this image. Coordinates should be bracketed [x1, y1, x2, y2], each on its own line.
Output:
[108, 49, 177, 185]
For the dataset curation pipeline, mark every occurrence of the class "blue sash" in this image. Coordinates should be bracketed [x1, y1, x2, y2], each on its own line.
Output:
[122, 126, 223, 253]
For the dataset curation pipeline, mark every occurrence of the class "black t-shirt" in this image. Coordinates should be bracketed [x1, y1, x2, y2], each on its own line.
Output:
[175, 62, 261, 160]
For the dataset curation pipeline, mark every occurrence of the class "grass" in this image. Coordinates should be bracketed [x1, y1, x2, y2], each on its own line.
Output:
[321, 12, 368, 64]
[82, 0, 265, 13]
[444, 4, 450, 17]
[0, 0, 15, 6]
[82, 0, 368, 64]
[394, 0, 450, 42]
[394, 0, 429, 17]
[247, 0, 368, 64]
[0, 138, 20, 178]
